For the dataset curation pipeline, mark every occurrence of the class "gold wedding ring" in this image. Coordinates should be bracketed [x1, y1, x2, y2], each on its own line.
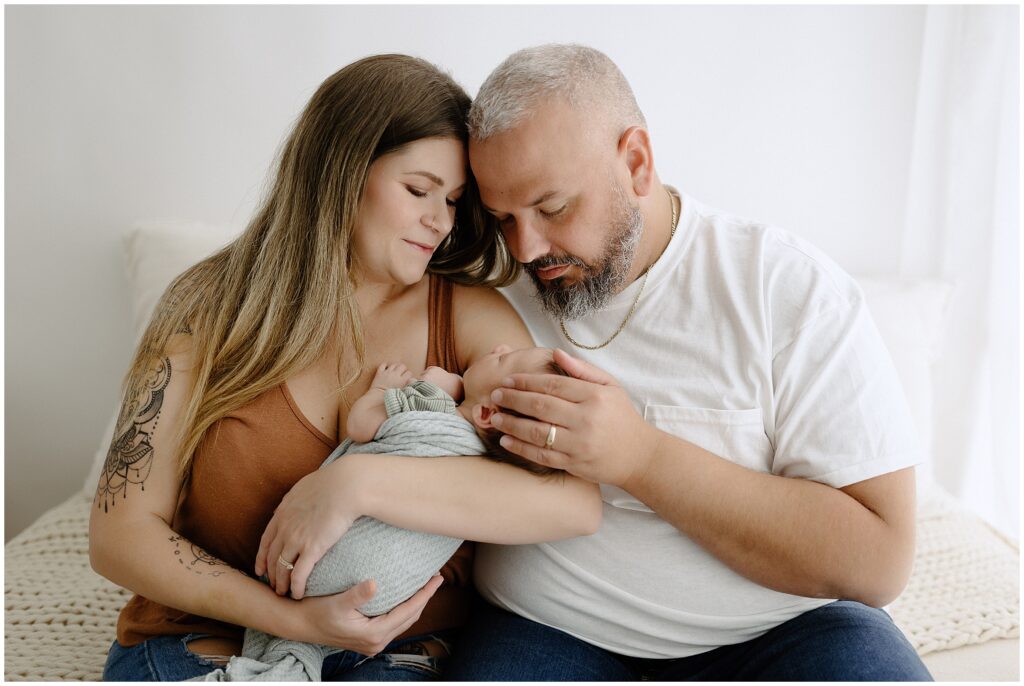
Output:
[544, 424, 557, 449]
[278, 555, 295, 571]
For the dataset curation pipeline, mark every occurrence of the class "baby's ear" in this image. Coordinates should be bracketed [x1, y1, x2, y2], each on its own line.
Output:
[471, 403, 498, 429]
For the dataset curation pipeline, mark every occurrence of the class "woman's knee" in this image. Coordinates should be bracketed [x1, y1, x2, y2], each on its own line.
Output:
[102, 634, 223, 682]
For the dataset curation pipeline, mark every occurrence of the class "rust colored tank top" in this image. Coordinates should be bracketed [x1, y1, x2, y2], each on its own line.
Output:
[116, 274, 473, 647]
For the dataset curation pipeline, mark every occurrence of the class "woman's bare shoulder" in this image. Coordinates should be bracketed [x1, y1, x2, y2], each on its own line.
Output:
[450, 284, 533, 366]
[450, 282, 514, 310]
[162, 332, 199, 372]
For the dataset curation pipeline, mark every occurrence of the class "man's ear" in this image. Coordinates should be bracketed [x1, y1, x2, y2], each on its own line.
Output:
[617, 126, 654, 197]
[472, 403, 498, 429]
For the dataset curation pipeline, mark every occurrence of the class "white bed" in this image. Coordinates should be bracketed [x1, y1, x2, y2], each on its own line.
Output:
[4, 223, 1019, 681]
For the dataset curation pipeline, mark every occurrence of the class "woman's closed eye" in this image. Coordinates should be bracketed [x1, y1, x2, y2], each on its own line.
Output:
[407, 185, 459, 209]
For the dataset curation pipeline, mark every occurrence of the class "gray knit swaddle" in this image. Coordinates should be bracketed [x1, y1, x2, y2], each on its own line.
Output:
[197, 411, 484, 681]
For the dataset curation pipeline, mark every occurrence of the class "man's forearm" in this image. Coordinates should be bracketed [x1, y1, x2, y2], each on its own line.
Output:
[624, 431, 916, 606]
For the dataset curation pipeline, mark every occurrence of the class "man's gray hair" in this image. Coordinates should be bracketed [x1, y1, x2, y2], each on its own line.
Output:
[469, 44, 646, 140]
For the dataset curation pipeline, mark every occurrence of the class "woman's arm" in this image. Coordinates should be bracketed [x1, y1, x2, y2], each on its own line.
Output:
[346, 453, 603, 543]
[88, 341, 440, 654]
[257, 285, 603, 599]
[258, 451, 603, 599]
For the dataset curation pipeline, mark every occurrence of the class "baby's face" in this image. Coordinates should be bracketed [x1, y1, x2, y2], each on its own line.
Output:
[462, 345, 554, 404]
[421, 366, 464, 400]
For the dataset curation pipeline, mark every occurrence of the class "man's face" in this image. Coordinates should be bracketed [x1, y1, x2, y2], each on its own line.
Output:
[470, 99, 642, 320]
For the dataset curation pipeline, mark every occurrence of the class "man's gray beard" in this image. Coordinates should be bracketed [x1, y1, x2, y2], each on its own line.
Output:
[526, 191, 643, 321]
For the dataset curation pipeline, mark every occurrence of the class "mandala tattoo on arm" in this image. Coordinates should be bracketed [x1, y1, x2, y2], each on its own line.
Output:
[96, 357, 172, 512]
[168, 535, 235, 577]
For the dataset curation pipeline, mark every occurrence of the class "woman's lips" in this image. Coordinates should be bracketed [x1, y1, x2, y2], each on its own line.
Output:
[535, 264, 570, 281]
[403, 239, 434, 255]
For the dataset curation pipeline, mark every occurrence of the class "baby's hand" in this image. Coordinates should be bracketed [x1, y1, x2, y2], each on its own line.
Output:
[372, 362, 413, 390]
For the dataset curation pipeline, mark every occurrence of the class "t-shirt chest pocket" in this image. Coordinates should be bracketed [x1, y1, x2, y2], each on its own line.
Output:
[643, 404, 773, 471]
[600, 405, 774, 513]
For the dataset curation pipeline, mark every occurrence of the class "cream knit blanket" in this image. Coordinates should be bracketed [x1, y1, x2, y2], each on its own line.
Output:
[4, 487, 1018, 680]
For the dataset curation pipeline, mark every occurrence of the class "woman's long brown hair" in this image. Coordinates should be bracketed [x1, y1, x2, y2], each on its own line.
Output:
[120, 54, 518, 479]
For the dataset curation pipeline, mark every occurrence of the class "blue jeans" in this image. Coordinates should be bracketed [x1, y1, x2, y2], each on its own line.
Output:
[103, 631, 452, 681]
[445, 599, 933, 681]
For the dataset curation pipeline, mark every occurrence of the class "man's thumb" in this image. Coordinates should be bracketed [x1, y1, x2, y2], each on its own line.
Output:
[553, 348, 615, 385]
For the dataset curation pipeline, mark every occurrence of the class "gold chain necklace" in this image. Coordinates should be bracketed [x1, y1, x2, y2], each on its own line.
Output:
[560, 187, 679, 350]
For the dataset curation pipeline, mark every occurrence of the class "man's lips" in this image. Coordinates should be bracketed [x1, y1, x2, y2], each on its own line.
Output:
[403, 239, 435, 255]
[534, 264, 571, 281]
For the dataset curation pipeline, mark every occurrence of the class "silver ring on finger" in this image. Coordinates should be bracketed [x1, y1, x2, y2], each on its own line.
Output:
[278, 555, 295, 571]
[544, 424, 557, 449]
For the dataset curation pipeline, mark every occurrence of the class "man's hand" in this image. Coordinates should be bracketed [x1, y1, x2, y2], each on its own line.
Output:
[489, 348, 661, 487]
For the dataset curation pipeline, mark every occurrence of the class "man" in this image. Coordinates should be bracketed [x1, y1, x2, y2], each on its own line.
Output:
[447, 44, 932, 681]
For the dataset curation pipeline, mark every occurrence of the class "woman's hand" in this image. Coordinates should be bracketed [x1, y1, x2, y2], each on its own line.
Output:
[489, 349, 662, 489]
[255, 460, 361, 599]
[292, 576, 444, 655]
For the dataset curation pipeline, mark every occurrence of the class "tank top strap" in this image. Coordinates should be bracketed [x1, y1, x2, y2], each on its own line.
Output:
[426, 273, 461, 373]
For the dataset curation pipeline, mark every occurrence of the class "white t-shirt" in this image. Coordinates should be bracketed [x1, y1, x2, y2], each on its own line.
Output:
[478, 192, 920, 658]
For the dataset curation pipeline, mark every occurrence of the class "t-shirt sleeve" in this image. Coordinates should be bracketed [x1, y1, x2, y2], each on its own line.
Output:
[770, 296, 922, 488]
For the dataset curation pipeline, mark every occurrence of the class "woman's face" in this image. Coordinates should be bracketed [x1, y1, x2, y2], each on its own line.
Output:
[351, 136, 467, 287]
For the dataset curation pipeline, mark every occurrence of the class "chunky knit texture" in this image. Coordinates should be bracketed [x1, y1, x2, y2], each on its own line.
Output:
[888, 488, 1020, 655]
[5, 486, 1018, 681]
[5, 493, 132, 682]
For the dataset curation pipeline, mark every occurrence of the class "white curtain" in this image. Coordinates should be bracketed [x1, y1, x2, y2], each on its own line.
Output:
[902, 5, 1019, 537]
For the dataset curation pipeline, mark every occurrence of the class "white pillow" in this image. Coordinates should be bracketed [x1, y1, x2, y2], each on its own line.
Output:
[124, 221, 240, 338]
[81, 221, 239, 496]
[855, 276, 953, 495]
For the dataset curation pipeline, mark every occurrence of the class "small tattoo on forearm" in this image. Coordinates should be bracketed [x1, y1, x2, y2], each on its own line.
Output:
[168, 535, 234, 576]
[96, 357, 171, 512]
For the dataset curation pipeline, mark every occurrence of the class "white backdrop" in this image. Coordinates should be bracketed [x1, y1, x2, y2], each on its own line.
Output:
[4, 5, 1017, 538]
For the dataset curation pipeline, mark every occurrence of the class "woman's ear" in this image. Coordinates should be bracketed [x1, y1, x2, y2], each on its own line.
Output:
[617, 126, 654, 197]
[472, 402, 498, 429]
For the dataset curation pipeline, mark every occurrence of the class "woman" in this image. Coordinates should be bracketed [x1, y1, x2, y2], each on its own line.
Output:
[90, 54, 601, 681]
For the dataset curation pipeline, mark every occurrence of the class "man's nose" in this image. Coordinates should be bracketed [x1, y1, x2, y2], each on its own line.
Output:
[504, 218, 551, 264]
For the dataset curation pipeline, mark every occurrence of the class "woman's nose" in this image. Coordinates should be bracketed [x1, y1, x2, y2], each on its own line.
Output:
[424, 200, 455, 235]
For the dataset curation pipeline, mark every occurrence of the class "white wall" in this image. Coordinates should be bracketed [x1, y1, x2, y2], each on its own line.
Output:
[4, 5, 926, 539]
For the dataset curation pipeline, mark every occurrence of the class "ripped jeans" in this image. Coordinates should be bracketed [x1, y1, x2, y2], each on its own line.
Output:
[102, 631, 453, 681]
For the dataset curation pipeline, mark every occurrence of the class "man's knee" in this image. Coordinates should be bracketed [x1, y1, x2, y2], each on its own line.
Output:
[752, 600, 932, 681]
